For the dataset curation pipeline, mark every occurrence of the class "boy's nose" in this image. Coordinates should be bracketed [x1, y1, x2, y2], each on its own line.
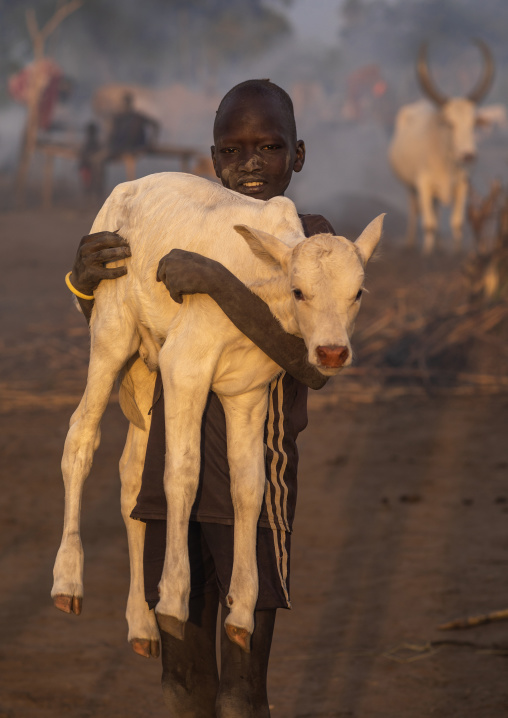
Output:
[240, 154, 264, 171]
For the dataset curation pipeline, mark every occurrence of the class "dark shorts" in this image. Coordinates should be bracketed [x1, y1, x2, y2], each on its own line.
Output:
[143, 520, 292, 611]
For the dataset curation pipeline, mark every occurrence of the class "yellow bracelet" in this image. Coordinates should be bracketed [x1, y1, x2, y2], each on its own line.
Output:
[65, 271, 95, 301]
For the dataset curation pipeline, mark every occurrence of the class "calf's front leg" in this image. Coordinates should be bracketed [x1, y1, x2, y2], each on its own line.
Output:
[52, 319, 139, 615]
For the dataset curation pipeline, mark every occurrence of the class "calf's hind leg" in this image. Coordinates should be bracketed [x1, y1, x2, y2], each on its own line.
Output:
[155, 331, 221, 639]
[52, 322, 139, 614]
[220, 387, 270, 652]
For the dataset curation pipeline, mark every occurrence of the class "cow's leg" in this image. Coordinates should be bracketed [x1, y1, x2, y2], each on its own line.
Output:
[406, 187, 419, 248]
[418, 180, 438, 254]
[219, 387, 270, 652]
[451, 174, 468, 252]
[120, 419, 160, 658]
[155, 336, 220, 640]
[52, 322, 139, 614]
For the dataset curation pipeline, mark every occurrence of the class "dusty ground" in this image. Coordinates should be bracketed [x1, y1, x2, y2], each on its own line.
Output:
[1, 207, 508, 718]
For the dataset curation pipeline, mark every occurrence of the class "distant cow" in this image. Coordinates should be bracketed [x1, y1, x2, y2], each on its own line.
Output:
[51, 173, 383, 654]
[389, 41, 496, 253]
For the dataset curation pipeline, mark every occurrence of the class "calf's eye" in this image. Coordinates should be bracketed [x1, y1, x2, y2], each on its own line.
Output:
[355, 289, 363, 301]
[293, 289, 305, 301]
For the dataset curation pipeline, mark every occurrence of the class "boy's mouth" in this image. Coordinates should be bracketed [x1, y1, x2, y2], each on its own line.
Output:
[238, 179, 267, 195]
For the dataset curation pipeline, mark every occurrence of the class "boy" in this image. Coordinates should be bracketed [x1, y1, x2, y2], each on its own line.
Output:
[69, 79, 335, 717]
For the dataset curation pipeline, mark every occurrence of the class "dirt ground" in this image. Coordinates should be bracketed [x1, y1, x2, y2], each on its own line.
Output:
[1, 207, 508, 718]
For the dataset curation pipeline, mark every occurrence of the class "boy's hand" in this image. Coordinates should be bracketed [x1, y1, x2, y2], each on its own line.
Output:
[70, 231, 131, 296]
[156, 249, 223, 303]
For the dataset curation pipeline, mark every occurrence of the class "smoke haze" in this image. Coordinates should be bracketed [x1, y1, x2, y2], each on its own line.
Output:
[2, 0, 508, 241]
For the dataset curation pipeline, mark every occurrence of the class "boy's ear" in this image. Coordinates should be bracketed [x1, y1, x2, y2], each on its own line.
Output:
[293, 140, 305, 173]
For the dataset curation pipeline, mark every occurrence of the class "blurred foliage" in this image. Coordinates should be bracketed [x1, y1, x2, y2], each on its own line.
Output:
[0, 0, 292, 103]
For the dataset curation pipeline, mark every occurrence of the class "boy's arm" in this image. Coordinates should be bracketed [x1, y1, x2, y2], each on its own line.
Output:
[69, 231, 131, 324]
[157, 249, 329, 390]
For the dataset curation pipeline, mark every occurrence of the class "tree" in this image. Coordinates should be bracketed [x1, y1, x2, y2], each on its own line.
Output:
[13, 1, 83, 203]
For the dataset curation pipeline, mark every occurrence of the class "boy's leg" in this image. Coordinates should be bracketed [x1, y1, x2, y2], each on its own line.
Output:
[144, 520, 220, 717]
[202, 523, 290, 717]
[216, 607, 276, 718]
[144, 520, 288, 717]
[159, 591, 220, 718]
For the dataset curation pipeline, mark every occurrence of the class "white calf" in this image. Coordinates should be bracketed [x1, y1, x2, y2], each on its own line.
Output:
[52, 172, 383, 653]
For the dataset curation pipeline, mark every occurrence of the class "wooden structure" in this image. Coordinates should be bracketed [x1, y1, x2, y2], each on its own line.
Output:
[122, 144, 206, 178]
[35, 140, 209, 208]
[37, 141, 79, 209]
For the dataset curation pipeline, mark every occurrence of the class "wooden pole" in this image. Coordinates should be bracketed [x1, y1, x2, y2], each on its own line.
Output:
[123, 154, 137, 181]
[14, 1, 83, 205]
[42, 151, 55, 209]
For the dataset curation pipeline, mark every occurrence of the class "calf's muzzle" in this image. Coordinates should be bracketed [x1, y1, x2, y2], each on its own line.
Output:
[316, 345, 349, 368]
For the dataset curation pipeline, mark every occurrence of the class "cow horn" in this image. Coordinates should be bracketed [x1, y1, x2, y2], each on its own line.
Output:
[467, 39, 495, 104]
[417, 43, 448, 106]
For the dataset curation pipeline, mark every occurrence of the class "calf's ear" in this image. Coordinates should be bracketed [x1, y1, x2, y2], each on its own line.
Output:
[354, 214, 384, 264]
[234, 225, 291, 270]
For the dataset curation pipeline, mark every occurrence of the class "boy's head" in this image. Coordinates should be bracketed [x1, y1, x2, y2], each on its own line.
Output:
[211, 79, 305, 201]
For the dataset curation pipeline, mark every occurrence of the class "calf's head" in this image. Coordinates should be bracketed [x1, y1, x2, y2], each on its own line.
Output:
[234, 214, 383, 376]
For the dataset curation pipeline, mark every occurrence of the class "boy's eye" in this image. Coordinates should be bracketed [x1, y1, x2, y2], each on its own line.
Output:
[221, 147, 239, 154]
[262, 144, 281, 151]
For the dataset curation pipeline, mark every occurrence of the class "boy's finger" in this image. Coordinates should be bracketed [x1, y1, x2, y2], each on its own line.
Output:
[101, 266, 128, 279]
[81, 231, 128, 246]
[91, 247, 131, 263]
[80, 232, 130, 250]
[169, 288, 183, 304]
[156, 260, 167, 283]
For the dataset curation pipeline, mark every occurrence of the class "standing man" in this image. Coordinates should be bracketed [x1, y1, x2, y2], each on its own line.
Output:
[107, 91, 159, 158]
[67, 79, 335, 717]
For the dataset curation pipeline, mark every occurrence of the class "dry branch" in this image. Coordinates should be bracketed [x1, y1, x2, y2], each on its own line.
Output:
[39, 0, 83, 45]
[464, 182, 508, 303]
[439, 608, 508, 631]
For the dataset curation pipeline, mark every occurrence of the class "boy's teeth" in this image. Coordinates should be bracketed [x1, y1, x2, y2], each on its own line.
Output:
[244, 181, 263, 187]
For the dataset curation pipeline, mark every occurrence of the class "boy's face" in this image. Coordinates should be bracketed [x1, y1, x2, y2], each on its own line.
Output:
[211, 92, 305, 201]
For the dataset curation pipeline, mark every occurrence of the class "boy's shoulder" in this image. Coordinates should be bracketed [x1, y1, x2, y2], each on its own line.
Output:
[298, 213, 336, 237]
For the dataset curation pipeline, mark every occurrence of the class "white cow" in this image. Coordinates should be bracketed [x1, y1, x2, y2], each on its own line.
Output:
[389, 40, 495, 253]
[52, 172, 383, 654]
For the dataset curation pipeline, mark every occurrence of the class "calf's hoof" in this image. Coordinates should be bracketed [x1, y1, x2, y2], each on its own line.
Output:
[130, 638, 160, 659]
[225, 623, 251, 653]
[156, 613, 185, 641]
[53, 594, 82, 615]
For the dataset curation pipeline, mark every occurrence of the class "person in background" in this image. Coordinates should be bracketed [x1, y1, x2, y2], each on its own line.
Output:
[78, 121, 103, 196]
[107, 91, 159, 158]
